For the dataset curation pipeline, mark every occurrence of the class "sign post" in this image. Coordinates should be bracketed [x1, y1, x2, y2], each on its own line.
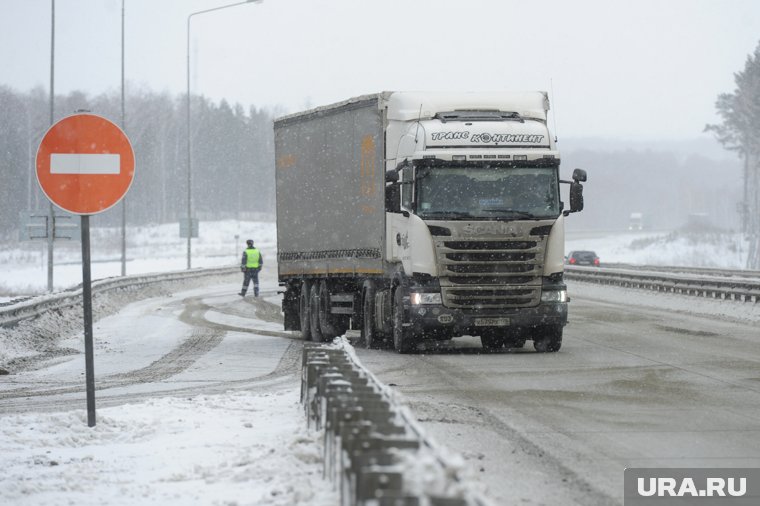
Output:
[36, 113, 135, 427]
[81, 215, 96, 425]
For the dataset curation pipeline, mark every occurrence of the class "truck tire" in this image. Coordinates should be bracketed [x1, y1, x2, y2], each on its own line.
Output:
[299, 281, 311, 341]
[309, 283, 325, 342]
[318, 280, 341, 340]
[377, 289, 393, 348]
[392, 288, 415, 353]
[282, 284, 300, 331]
[362, 283, 377, 349]
[533, 325, 562, 353]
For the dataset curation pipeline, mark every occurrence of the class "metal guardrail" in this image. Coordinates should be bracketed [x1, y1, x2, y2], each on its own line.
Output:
[599, 262, 760, 280]
[566, 265, 760, 303]
[0, 266, 238, 328]
[302, 339, 492, 506]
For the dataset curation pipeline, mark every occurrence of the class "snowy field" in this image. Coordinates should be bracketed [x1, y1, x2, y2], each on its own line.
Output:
[565, 228, 749, 269]
[0, 220, 277, 300]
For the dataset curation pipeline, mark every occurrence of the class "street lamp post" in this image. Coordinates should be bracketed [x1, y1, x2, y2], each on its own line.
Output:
[47, 0, 55, 292]
[185, 0, 261, 270]
[120, 0, 127, 277]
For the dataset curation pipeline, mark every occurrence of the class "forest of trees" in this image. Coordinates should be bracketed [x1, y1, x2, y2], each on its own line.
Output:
[0, 85, 275, 239]
[0, 82, 748, 252]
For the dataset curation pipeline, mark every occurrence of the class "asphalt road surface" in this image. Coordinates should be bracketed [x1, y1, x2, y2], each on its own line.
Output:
[356, 282, 760, 505]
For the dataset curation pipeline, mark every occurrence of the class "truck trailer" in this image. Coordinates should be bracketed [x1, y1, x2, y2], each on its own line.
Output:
[274, 91, 586, 353]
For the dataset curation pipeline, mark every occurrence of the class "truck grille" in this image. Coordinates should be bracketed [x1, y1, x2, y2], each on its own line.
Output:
[434, 233, 547, 309]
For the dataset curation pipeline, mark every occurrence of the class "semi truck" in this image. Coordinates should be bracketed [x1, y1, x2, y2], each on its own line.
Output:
[629, 212, 644, 230]
[274, 91, 587, 353]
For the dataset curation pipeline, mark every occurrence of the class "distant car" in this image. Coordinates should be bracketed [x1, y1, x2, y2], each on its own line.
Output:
[566, 250, 600, 267]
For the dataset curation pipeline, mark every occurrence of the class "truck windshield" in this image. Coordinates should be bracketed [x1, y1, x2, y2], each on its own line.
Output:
[416, 165, 560, 220]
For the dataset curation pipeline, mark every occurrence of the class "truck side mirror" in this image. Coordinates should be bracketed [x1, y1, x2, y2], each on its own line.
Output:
[569, 182, 584, 213]
[385, 183, 401, 213]
[572, 168, 587, 183]
[561, 168, 587, 215]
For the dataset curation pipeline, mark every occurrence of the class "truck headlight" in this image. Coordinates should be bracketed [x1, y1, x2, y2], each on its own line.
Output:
[541, 289, 567, 303]
[410, 292, 442, 305]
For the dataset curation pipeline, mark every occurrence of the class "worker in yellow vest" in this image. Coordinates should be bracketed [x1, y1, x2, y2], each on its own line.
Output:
[239, 239, 263, 297]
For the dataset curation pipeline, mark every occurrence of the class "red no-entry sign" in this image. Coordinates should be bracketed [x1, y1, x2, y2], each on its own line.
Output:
[36, 113, 135, 215]
[34, 113, 135, 428]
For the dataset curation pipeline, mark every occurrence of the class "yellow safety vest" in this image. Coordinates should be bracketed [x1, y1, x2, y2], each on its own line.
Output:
[245, 248, 261, 269]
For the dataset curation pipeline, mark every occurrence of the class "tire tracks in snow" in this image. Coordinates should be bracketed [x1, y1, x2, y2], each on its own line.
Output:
[0, 292, 301, 412]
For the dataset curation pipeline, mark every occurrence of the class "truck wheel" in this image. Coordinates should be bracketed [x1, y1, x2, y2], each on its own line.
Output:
[362, 283, 377, 349]
[392, 288, 415, 353]
[282, 284, 300, 331]
[533, 325, 563, 353]
[318, 280, 340, 340]
[299, 281, 311, 341]
[309, 283, 324, 342]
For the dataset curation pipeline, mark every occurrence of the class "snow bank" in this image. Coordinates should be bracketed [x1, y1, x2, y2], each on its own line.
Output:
[0, 389, 338, 506]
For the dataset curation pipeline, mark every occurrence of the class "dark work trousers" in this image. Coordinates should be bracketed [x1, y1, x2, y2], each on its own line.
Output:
[240, 268, 260, 296]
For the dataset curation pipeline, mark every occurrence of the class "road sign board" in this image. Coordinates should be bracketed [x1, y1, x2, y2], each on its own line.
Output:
[18, 212, 81, 241]
[179, 217, 199, 238]
[36, 114, 135, 215]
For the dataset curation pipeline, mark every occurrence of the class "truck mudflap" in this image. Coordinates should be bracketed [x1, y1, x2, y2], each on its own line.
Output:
[406, 302, 568, 339]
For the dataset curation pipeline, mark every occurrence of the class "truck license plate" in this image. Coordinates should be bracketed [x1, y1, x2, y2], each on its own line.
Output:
[474, 317, 510, 327]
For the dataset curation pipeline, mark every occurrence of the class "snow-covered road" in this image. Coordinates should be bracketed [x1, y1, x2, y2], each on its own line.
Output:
[0, 280, 338, 506]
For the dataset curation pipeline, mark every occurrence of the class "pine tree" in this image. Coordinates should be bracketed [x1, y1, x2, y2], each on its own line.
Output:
[706, 41, 760, 269]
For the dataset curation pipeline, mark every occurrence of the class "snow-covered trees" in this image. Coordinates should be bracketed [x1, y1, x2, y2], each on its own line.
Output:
[706, 41, 760, 269]
[0, 87, 275, 238]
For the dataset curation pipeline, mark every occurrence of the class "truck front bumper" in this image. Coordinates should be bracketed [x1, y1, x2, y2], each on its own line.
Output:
[406, 302, 568, 338]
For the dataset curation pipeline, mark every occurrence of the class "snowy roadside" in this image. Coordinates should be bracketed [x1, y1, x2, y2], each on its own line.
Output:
[0, 387, 338, 506]
[0, 278, 338, 506]
[568, 278, 760, 325]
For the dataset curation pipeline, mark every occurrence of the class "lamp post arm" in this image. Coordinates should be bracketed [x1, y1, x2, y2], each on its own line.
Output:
[185, 0, 261, 270]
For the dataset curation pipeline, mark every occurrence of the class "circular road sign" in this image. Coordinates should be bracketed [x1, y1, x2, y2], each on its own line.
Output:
[36, 113, 135, 215]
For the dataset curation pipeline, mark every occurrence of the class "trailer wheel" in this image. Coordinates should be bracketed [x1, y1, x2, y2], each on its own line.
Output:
[361, 283, 377, 349]
[309, 283, 324, 342]
[392, 288, 415, 353]
[298, 281, 311, 341]
[533, 325, 563, 353]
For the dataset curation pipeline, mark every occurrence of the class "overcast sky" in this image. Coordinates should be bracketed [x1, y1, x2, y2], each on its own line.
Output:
[2, 0, 759, 140]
